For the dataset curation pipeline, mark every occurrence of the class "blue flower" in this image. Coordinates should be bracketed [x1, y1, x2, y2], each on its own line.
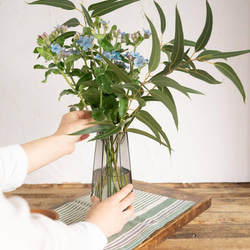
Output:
[102, 51, 112, 60]
[143, 28, 152, 36]
[51, 43, 63, 55]
[111, 51, 121, 60]
[134, 55, 148, 67]
[76, 35, 94, 51]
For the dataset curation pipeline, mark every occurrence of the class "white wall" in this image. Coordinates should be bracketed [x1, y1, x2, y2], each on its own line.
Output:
[0, 0, 249, 184]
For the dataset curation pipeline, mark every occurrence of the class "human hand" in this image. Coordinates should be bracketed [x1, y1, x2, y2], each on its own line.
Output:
[85, 184, 136, 238]
[53, 110, 94, 154]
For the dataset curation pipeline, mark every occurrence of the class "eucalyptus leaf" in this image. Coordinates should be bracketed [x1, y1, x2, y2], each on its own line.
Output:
[154, 1, 166, 34]
[187, 69, 221, 84]
[90, 126, 122, 141]
[119, 97, 129, 118]
[70, 124, 113, 135]
[62, 18, 80, 28]
[27, 0, 75, 10]
[126, 128, 168, 148]
[150, 75, 190, 98]
[149, 89, 178, 129]
[81, 4, 93, 27]
[197, 49, 250, 61]
[214, 62, 246, 102]
[146, 15, 161, 72]
[91, 0, 140, 17]
[170, 6, 184, 69]
[195, 0, 213, 52]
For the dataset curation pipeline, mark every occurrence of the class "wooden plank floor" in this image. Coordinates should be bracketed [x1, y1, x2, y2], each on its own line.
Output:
[5, 182, 250, 249]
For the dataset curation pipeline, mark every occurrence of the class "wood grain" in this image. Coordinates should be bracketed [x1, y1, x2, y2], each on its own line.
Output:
[6, 182, 250, 249]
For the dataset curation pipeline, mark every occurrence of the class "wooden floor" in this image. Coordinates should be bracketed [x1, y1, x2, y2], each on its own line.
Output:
[5, 182, 250, 250]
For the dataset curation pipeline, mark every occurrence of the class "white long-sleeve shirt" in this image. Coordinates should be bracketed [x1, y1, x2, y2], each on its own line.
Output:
[0, 144, 107, 250]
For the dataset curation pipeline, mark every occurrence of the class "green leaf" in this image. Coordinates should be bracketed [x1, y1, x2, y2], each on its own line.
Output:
[52, 31, 76, 44]
[122, 83, 142, 97]
[81, 4, 93, 27]
[214, 62, 246, 102]
[149, 89, 179, 129]
[187, 69, 221, 84]
[91, 0, 139, 17]
[151, 75, 190, 98]
[92, 108, 105, 121]
[36, 47, 53, 61]
[134, 110, 171, 153]
[97, 53, 132, 83]
[197, 49, 250, 61]
[126, 128, 168, 148]
[70, 124, 112, 135]
[27, 0, 75, 10]
[34, 64, 47, 70]
[146, 15, 161, 72]
[134, 111, 161, 140]
[184, 87, 204, 95]
[62, 18, 80, 28]
[98, 37, 114, 51]
[42, 69, 59, 83]
[119, 97, 129, 118]
[88, 0, 118, 11]
[170, 6, 184, 69]
[154, 1, 166, 34]
[195, 0, 213, 52]
[58, 89, 77, 101]
[169, 39, 196, 47]
[90, 126, 122, 141]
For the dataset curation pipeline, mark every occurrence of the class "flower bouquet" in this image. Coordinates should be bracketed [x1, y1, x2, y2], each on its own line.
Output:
[28, 0, 249, 199]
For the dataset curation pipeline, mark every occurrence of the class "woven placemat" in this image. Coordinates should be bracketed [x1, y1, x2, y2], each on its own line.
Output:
[55, 189, 195, 250]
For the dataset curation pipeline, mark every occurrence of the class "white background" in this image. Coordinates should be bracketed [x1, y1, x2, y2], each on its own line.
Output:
[0, 0, 249, 184]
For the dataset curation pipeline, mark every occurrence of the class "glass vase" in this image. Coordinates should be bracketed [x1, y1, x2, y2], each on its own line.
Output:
[91, 132, 132, 201]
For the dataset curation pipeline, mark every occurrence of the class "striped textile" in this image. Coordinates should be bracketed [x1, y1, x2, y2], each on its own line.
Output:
[55, 190, 194, 250]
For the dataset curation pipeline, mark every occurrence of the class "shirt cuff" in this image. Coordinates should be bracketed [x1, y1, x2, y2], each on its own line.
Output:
[0, 144, 28, 192]
[77, 221, 107, 249]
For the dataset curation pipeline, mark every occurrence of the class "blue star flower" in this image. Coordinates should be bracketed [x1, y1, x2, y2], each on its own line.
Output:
[111, 51, 121, 60]
[76, 35, 94, 51]
[51, 43, 63, 55]
[134, 55, 147, 67]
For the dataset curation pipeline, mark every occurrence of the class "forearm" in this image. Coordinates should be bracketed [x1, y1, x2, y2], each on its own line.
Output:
[21, 135, 72, 174]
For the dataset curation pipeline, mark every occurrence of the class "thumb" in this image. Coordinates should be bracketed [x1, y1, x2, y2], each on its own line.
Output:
[91, 196, 100, 206]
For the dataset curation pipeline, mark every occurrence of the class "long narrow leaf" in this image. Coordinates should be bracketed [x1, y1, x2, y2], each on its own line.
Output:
[214, 62, 246, 102]
[27, 0, 75, 10]
[70, 124, 112, 135]
[126, 128, 169, 148]
[90, 126, 122, 141]
[62, 18, 80, 28]
[151, 75, 190, 98]
[195, 0, 213, 52]
[88, 0, 118, 11]
[197, 49, 250, 61]
[134, 111, 161, 140]
[146, 15, 161, 72]
[187, 69, 221, 84]
[154, 1, 166, 34]
[136, 110, 172, 153]
[81, 4, 93, 27]
[91, 0, 140, 17]
[170, 6, 184, 69]
[149, 89, 179, 129]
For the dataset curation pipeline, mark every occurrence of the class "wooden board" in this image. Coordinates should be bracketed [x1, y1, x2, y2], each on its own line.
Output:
[5, 181, 211, 249]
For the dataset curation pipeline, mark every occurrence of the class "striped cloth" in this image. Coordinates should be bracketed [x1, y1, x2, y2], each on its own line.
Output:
[55, 190, 194, 250]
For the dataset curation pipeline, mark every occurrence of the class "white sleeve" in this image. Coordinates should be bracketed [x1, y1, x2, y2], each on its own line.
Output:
[0, 144, 28, 192]
[0, 192, 107, 250]
[0, 144, 108, 250]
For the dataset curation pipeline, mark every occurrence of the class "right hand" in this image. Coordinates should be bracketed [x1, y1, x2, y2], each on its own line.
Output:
[85, 184, 136, 238]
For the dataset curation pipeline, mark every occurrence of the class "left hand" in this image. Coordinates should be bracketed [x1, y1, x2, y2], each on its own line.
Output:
[54, 110, 95, 154]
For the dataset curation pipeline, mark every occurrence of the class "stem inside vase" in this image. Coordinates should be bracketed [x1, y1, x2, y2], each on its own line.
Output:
[91, 132, 132, 201]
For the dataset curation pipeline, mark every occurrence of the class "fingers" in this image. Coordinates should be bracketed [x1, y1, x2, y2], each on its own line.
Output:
[120, 191, 136, 211]
[112, 184, 134, 202]
[123, 204, 134, 218]
[91, 196, 100, 206]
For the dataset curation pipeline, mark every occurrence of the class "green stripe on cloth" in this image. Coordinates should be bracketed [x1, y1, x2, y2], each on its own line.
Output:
[54, 189, 194, 250]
